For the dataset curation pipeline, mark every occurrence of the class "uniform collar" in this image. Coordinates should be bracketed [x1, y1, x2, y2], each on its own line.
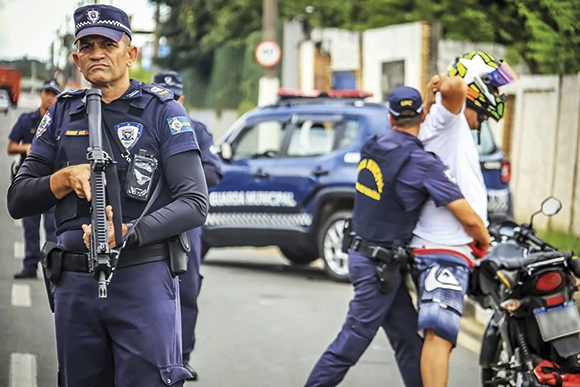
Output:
[68, 80, 146, 116]
[123, 79, 149, 110]
[31, 109, 42, 119]
[121, 79, 142, 100]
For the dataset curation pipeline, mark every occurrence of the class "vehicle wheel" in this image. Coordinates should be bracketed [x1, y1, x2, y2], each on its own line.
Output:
[481, 329, 516, 386]
[279, 247, 319, 265]
[200, 240, 210, 262]
[318, 210, 352, 282]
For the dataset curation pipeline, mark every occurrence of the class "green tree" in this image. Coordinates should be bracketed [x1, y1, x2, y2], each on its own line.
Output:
[149, 0, 580, 110]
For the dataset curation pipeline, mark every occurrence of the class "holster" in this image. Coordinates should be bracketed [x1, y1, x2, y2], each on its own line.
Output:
[40, 241, 63, 313]
[168, 231, 191, 277]
[41, 241, 63, 285]
[375, 247, 412, 294]
[340, 218, 353, 254]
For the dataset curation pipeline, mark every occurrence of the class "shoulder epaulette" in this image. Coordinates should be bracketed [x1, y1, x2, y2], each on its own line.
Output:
[142, 83, 174, 102]
[57, 89, 85, 100]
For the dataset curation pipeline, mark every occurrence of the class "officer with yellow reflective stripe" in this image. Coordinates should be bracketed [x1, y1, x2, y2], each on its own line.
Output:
[305, 86, 488, 386]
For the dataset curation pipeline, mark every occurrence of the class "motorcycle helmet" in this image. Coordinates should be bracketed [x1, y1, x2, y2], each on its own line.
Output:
[447, 51, 518, 121]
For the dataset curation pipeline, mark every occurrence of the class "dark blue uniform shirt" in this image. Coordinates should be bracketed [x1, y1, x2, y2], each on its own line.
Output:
[386, 130, 463, 211]
[190, 119, 222, 187]
[30, 80, 202, 252]
[8, 109, 42, 164]
[353, 130, 463, 245]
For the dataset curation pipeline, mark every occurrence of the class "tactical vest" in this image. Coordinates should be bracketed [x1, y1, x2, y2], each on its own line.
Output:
[351, 135, 423, 247]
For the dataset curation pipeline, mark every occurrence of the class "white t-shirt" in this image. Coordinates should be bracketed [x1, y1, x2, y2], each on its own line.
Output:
[411, 93, 488, 247]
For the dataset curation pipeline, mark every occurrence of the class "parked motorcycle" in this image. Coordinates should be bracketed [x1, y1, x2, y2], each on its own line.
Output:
[469, 197, 580, 386]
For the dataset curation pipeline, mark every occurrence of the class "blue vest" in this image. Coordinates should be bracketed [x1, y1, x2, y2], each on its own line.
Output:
[31, 81, 199, 251]
[351, 136, 422, 247]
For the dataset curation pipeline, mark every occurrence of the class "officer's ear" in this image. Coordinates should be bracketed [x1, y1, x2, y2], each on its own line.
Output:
[126, 44, 139, 68]
[388, 114, 394, 127]
[420, 110, 427, 123]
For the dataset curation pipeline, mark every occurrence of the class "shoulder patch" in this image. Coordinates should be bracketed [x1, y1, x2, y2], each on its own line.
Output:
[36, 111, 52, 139]
[57, 88, 85, 100]
[142, 84, 174, 102]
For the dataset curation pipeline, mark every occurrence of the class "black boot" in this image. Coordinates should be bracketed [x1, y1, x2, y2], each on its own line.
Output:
[184, 364, 198, 381]
[14, 266, 38, 279]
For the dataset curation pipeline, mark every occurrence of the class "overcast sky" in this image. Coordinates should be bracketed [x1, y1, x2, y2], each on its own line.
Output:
[0, 0, 156, 61]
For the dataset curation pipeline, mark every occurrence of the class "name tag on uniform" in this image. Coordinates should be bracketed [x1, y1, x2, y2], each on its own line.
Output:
[65, 129, 89, 136]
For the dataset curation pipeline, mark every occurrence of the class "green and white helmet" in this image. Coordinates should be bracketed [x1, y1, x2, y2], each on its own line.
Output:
[448, 51, 518, 121]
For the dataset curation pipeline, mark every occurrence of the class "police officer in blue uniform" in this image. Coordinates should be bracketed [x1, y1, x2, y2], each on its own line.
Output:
[304, 86, 488, 386]
[7, 4, 208, 386]
[153, 71, 223, 380]
[8, 79, 60, 279]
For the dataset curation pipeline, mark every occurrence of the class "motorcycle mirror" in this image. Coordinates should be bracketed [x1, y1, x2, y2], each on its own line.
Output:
[541, 197, 562, 216]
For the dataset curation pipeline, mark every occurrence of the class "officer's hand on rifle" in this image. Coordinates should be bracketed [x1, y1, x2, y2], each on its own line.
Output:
[50, 164, 91, 200]
[81, 205, 129, 249]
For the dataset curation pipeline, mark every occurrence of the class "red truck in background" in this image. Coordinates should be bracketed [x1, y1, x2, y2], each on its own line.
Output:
[0, 68, 22, 106]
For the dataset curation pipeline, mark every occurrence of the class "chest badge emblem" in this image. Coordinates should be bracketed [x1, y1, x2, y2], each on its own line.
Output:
[114, 122, 143, 151]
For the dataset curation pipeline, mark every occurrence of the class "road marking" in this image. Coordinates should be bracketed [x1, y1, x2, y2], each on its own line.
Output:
[11, 284, 31, 307]
[14, 241, 24, 260]
[9, 353, 37, 387]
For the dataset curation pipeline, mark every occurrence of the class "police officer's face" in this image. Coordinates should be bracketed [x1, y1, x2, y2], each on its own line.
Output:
[72, 35, 138, 87]
[39, 90, 57, 110]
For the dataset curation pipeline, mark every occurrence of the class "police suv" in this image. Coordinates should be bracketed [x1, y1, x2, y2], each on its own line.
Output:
[202, 89, 512, 281]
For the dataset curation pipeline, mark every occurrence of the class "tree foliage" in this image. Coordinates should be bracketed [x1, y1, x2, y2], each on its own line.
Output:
[150, 0, 580, 76]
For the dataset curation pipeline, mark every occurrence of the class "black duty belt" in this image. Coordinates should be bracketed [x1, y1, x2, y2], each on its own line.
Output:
[62, 243, 169, 273]
[349, 238, 396, 262]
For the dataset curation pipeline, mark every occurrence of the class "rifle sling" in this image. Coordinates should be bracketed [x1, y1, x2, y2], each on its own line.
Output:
[99, 123, 124, 249]
[101, 113, 162, 246]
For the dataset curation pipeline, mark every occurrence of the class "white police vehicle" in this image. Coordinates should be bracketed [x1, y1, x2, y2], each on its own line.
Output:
[203, 89, 513, 281]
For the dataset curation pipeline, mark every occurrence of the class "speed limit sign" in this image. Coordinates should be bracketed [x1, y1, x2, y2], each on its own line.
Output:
[254, 40, 282, 68]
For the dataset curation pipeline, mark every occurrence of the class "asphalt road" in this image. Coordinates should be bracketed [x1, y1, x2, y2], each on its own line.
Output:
[0, 108, 481, 387]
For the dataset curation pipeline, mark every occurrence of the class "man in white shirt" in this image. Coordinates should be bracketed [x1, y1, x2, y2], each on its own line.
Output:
[410, 51, 518, 387]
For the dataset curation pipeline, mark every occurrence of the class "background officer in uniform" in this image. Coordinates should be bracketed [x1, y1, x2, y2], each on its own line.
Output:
[153, 70, 223, 380]
[304, 86, 489, 387]
[7, 4, 208, 386]
[411, 51, 513, 387]
[8, 79, 60, 279]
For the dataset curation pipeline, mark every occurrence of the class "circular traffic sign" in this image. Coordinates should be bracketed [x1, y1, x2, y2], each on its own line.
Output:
[254, 40, 281, 68]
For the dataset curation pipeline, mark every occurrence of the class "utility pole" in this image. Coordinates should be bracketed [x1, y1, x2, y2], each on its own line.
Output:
[152, 2, 161, 76]
[257, 0, 280, 106]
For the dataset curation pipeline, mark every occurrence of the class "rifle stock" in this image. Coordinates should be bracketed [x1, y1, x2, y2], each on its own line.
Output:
[86, 89, 117, 298]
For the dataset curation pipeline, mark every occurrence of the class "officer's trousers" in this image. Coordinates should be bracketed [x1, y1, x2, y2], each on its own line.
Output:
[305, 251, 423, 387]
[22, 208, 56, 268]
[180, 227, 203, 364]
[54, 261, 192, 387]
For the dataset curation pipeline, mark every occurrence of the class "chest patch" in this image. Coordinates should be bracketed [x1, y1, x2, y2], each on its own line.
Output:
[114, 122, 143, 151]
[166, 116, 192, 135]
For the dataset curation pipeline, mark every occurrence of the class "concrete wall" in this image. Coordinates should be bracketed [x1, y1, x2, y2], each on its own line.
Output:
[362, 23, 425, 102]
[504, 75, 580, 234]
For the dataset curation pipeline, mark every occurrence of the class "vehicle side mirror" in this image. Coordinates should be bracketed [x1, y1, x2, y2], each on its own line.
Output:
[541, 197, 562, 217]
[219, 143, 232, 162]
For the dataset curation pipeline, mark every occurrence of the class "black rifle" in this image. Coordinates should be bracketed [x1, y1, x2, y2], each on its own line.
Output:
[86, 89, 119, 299]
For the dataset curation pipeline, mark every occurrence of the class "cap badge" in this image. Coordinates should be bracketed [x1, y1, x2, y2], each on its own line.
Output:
[400, 99, 413, 107]
[164, 76, 174, 85]
[86, 9, 100, 23]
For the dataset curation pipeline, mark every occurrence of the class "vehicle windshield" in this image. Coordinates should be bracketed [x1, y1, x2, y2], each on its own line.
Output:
[471, 121, 497, 155]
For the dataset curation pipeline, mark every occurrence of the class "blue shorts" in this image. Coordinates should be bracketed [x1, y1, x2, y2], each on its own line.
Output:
[412, 249, 473, 346]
